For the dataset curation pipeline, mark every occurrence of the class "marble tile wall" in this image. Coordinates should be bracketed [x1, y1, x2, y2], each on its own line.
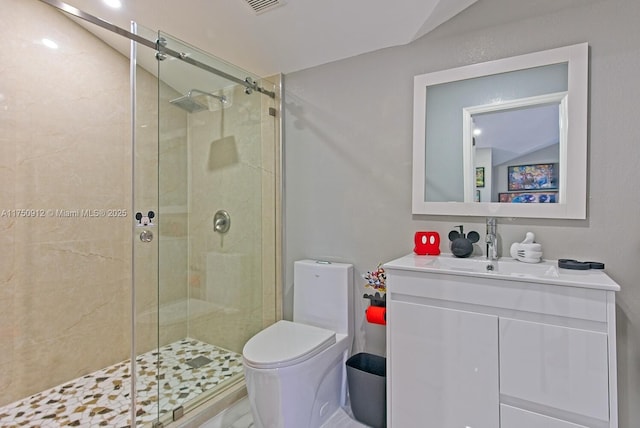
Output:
[0, 0, 187, 406]
[186, 80, 280, 353]
[0, 0, 131, 406]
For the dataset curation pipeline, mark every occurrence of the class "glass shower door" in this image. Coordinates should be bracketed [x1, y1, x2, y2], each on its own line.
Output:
[148, 31, 278, 424]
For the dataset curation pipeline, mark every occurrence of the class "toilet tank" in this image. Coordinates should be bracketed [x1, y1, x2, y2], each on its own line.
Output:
[293, 260, 353, 337]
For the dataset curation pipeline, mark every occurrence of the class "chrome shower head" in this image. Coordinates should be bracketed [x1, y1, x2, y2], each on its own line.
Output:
[170, 95, 208, 113]
[169, 89, 227, 113]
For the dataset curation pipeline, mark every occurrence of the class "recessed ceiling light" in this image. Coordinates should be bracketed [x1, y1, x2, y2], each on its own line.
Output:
[103, 0, 122, 8]
[41, 38, 58, 49]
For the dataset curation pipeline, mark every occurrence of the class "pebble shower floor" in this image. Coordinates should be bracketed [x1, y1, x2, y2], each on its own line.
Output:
[0, 338, 244, 427]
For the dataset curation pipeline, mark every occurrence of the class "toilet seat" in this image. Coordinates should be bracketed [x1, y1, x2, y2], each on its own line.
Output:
[243, 320, 336, 369]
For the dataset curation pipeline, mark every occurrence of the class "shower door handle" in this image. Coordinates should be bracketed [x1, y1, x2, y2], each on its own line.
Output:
[139, 229, 154, 242]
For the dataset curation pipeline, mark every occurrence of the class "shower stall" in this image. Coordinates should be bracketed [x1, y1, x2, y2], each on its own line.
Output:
[0, 0, 281, 426]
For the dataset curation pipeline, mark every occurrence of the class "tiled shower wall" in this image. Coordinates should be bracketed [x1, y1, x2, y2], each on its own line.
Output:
[186, 81, 279, 354]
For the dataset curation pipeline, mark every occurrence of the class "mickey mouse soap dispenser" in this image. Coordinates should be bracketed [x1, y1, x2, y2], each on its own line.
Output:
[448, 225, 480, 258]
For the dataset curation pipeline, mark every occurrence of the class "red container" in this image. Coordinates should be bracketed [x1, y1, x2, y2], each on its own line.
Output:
[414, 231, 441, 255]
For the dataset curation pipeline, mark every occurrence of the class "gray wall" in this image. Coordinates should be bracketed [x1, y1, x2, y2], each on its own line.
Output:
[283, 0, 640, 426]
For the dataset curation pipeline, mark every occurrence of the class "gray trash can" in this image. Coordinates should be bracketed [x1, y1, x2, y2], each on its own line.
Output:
[346, 353, 386, 428]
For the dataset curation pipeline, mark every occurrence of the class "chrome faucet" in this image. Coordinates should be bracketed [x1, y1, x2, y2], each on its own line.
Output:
[486, 217, 498, 261]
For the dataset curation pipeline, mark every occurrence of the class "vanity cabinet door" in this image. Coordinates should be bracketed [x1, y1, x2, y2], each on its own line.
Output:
[388, 301, 499, 428]
[499, 318, 609, 421]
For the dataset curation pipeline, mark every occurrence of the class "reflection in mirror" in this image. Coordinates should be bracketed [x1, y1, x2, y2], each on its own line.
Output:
[463, 93, 567, 203]
[424, 64, 567, 203]
[412, 43, 588, 219]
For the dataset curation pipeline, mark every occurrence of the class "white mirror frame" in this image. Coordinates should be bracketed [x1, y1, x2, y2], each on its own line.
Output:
[412, 43, 588, 219]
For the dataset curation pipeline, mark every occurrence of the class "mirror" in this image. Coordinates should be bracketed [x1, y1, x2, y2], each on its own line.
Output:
[412, 43, 588, 219]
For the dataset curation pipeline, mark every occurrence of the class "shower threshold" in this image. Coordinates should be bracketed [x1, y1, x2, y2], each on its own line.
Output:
[0, 338, 244, 427]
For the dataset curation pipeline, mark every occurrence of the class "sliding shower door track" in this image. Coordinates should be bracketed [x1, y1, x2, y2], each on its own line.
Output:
[37, 0, 276, 98]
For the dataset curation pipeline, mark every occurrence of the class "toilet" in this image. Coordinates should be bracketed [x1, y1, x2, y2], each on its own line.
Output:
[242, 260, 354, 428]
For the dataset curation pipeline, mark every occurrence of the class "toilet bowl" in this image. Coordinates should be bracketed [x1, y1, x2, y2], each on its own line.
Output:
[242, 260, 353, 428]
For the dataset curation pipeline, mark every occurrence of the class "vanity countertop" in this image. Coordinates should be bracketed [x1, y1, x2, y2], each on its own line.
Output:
[384, 253, 620, 292]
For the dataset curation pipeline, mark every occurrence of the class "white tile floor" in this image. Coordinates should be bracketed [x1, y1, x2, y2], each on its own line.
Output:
[200, 397, 370, 428]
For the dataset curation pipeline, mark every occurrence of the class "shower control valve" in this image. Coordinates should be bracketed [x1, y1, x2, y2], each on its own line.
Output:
[213, 210, 231, 234]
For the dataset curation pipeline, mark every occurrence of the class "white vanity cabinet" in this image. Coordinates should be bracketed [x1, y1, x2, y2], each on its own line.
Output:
[384, 254, 620, 428]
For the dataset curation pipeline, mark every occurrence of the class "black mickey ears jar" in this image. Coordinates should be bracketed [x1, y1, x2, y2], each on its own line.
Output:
[448, 226, 480, 258]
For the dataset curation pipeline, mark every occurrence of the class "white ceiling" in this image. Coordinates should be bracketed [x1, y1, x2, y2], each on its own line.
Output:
[60, 0, 477, 76]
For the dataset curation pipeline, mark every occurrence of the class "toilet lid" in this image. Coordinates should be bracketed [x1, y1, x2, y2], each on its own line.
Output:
[243, 320, 336, 369]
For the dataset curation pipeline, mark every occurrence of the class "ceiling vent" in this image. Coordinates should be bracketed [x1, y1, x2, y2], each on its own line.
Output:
[244, 0, 282, 14]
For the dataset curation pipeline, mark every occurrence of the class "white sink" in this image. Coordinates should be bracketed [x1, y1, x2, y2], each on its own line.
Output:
[421, 254, 557, 277]
[424, 254, 558, 278]
[491, 258, 559, 278]
[426, 255, 495, 272]
[388, 253, 619, 290]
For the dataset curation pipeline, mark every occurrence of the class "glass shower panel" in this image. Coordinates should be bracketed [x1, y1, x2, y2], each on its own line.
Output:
[132, 23, 162, 425]
[153, 32, 277, 422]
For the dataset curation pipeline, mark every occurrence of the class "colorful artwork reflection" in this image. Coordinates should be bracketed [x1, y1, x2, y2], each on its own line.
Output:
[499, 192, 558, 203]
[507, 163, 558, 191]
